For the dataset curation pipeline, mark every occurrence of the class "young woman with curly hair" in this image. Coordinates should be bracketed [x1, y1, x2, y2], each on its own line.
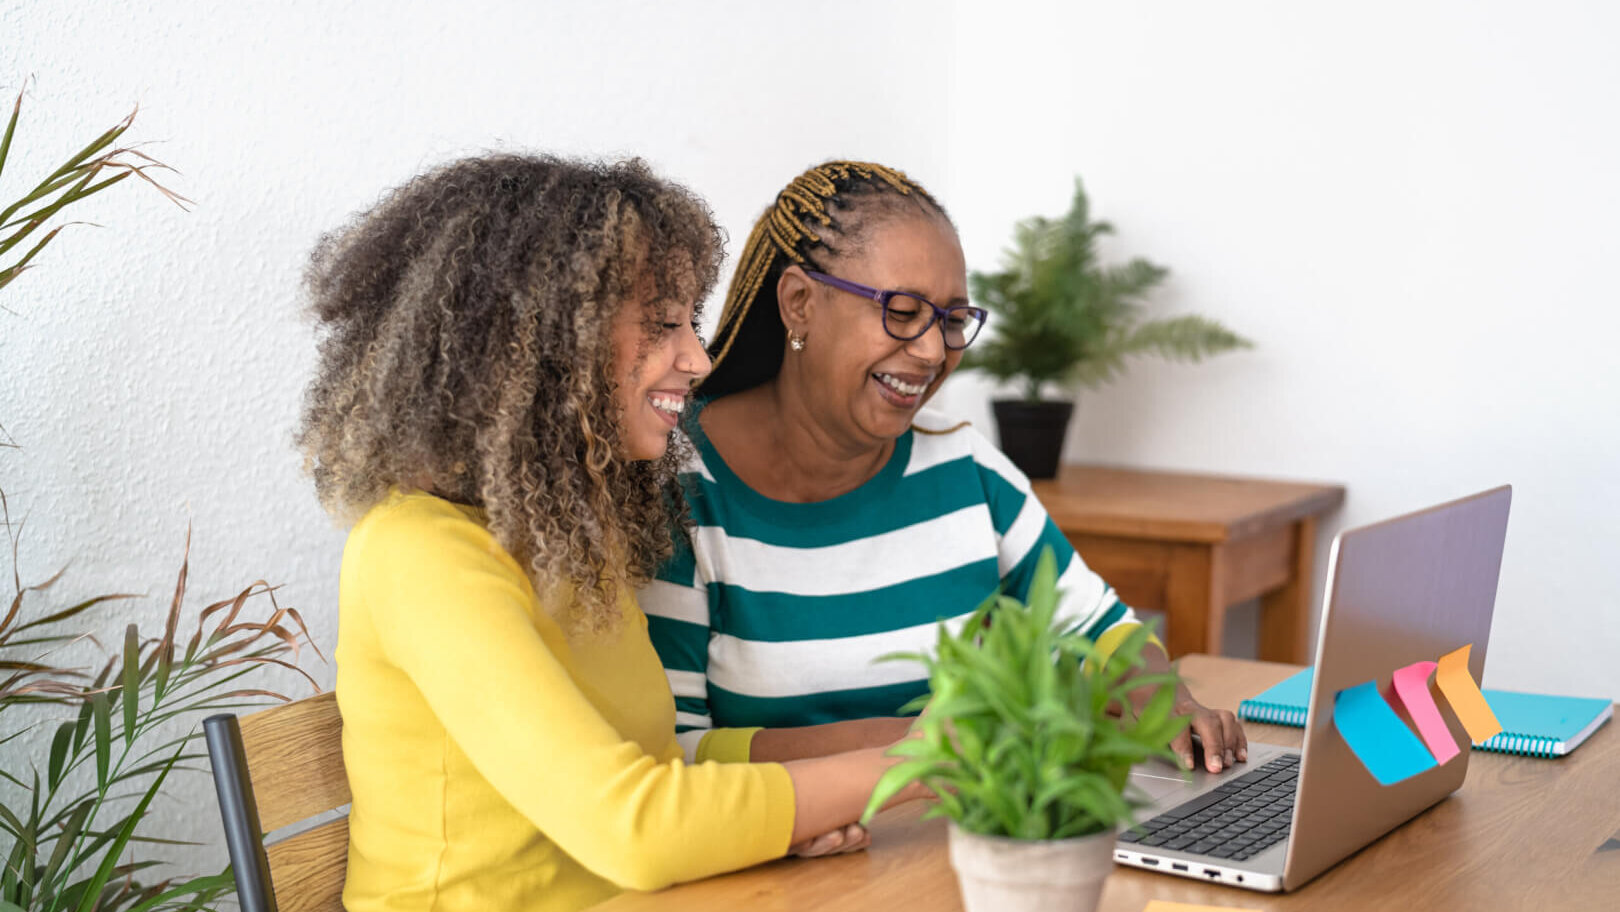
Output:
[298, 154, 914, 912]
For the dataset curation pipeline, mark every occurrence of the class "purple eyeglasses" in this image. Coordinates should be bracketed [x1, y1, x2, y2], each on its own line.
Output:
[802, 269, 988, 351]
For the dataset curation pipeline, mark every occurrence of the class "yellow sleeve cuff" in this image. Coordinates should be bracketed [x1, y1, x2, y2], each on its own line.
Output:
[694, 727, 762, 763]
[1085, 621, 1164, 672]
[756, 760, 797, 856]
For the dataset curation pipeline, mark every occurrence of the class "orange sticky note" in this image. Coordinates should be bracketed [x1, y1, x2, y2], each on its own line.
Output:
[1435, 644, 1503, 743]
[1143, 902, 1262, 912]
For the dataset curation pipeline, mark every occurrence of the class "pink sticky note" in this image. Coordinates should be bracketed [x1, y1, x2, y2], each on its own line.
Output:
[1389, 660, 1460, 765]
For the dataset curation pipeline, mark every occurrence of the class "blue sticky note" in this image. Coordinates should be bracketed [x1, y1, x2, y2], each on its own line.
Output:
[1333, 680, 1437, 785]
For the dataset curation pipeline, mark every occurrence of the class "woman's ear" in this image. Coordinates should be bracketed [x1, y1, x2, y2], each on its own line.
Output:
[777, 265, 816, 338]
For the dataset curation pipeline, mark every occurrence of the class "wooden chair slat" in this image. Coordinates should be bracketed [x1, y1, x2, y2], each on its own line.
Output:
[239, 691, 350, 832]
[265, 816, 349, 912]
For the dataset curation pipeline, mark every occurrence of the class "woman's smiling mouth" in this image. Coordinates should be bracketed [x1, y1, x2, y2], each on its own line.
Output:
[649, 392, 686, 427]
[872, 371, 931, 408]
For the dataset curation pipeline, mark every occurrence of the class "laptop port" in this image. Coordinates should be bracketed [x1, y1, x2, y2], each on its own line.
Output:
[1236, 875, 1244, 883]
[1142, 858, 1159, 866]
[1204, 869, 1221, 878]
[1171, 863, 1188, 872]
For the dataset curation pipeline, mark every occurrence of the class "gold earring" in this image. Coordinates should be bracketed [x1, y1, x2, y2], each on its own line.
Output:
[789, 331, 806, 352]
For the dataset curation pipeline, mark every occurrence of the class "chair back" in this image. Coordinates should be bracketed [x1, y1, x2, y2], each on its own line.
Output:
[205, 691, 349, 912]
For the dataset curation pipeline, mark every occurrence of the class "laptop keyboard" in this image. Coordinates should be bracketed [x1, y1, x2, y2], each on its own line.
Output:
[1118, 753, 1299, 862]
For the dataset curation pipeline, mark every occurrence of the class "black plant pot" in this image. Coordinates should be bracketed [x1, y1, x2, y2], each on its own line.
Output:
[991, 399, 1075, 481]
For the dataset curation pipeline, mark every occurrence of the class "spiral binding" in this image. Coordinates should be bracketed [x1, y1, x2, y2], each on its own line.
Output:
[1473, 733, 1560, 758]
[1237, 699, 1307, 727]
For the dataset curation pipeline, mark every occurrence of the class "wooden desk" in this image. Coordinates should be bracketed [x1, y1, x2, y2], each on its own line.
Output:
[1031, 466, 1345, 664]
[595, 655, 1620, 912]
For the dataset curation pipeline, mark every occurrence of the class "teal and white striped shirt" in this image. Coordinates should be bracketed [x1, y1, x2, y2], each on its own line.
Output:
[641, 407, 1139, 762]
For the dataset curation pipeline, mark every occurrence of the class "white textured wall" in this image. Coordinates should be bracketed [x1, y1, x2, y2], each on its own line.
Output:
[1, 0, 952, 870]
[936, 1, 1620, 699]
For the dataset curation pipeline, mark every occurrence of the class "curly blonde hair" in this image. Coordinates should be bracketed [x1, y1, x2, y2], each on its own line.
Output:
[297, 154, 722, 631]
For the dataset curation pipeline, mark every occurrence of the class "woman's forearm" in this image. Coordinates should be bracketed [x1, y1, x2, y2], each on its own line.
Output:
[748, 716, 915, 762]
[1134, 642, 1181, 709]
[781, 747, 923, 844]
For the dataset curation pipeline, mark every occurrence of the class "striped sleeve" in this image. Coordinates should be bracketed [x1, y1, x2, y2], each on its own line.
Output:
[642, 526, 759, 763]
[967, 430, 1139, 642]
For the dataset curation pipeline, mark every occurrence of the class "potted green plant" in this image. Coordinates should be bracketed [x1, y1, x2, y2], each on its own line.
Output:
[963, 178, 1251, 479]
[860, 548, 1186, 912]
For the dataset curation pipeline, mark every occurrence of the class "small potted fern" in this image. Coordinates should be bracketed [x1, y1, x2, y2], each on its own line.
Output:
[964, 177, 1251, 479]
[860, 548, 1186, 912]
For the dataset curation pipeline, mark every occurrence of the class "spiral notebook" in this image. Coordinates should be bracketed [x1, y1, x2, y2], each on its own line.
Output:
[1237, 668, 1613, 757]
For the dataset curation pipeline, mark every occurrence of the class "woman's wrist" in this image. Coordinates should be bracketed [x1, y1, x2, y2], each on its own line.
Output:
[877, 715, 918, 746]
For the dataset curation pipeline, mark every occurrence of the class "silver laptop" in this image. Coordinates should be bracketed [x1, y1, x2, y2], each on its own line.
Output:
[1113, 486, 1512, 892]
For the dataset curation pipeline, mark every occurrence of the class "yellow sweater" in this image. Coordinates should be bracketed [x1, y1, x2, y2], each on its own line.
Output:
[335, 491, 796, 912]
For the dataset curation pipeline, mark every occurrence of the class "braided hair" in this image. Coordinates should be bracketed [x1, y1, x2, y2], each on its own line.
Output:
[700, 161, 951, 398]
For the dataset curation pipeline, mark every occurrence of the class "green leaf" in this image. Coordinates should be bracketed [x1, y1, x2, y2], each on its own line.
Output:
[122, 624, 141, 744]
[3, 792, 36, 901]
[40, 800, 93, 896]
[125, 870, 234, 912]
[72, 746, 180, 912]
[860, 759, 945, 826]
[91, 691, 111, 786]
[1025, 548, 1059, 628]
[47, 720, 74, 791]
[0, 89, 20, 185]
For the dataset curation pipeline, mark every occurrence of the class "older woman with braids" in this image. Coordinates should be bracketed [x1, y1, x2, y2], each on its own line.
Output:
[299, 155, 921, 912]
[642, 161, 1246, 780]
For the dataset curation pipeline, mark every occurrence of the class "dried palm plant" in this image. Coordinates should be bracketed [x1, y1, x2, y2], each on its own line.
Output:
[0, 81, 189, 297]
[0, 491, 319, 912]
[2, 83, 307, 912]
[1, 81, 187, 451]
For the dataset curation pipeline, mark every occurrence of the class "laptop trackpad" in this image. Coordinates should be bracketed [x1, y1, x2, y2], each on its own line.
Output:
[1128, 757, 1201, 801]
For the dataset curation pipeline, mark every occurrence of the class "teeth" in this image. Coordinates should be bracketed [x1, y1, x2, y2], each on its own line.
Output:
[650, 396, 685, 415]
[875, 373, 928, 397]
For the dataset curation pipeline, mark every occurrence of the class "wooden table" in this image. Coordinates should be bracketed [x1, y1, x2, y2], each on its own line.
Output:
[1031, 466, 1345, 664]
[594, 655, 1620, 912]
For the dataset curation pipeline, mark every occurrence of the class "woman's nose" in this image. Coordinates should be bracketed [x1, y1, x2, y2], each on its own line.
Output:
[679, 326, 713, 379]
[905, 320, 948, 364]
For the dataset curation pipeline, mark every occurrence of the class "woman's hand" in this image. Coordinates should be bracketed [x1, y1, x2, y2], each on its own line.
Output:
[789, 823, 871, 857]
[1171, 687, 1248, 773]
[1130, 639, 1248, 773]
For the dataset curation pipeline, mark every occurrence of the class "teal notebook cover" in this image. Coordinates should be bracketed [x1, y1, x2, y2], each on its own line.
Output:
[1237, 668, 1314, 726]
[1475, 690, 1613, 757]
[1236, 667, 1614, 757]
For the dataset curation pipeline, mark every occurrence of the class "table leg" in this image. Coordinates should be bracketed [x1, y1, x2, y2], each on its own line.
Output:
[1258, 517, 1315, 664]
[1164, 543, 1225, 659]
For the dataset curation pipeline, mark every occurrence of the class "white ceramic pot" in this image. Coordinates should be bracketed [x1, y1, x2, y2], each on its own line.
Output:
[946, 822, 1115, 912]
